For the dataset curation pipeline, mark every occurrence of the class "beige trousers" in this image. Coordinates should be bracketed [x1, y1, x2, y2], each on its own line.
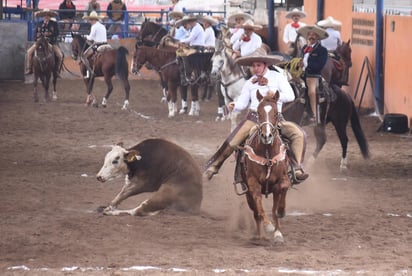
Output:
[306, 77, 318, 117]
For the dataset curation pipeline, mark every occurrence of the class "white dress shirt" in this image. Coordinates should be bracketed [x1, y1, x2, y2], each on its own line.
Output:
[230, 28, 244, 44]
[232, 32, 262, 57]
[283, 22, 306, 44]
[86, 21, 107, 43]
[180, 22, 205, 47]
[233, 69, 295, 113]
[321, 27, 342, 51]
[204, 26, 216, 47]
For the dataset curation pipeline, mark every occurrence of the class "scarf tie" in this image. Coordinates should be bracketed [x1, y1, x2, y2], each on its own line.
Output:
[304, 46, 313, 54]
[251, 76, 268, 86]
[291, 22, 300, 28]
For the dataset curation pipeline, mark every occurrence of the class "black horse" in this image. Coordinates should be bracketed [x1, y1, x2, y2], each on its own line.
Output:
[137, 19, 168, 47]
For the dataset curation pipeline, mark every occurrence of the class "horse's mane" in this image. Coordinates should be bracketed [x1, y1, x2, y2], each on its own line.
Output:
[72, 33, 87, 49]
[140, 20, 167, 40]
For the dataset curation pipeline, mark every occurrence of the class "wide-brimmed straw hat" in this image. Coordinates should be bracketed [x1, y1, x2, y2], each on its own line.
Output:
[227, 10, 253, 26]
[317, 16, 342, 28]
[35, 8, 57, 18]
[297, 25, 329, 40]
[168, 11, 184, 20]
[82, 11, 105, 21]
[285, 8, 306, 19]
[175, 14, 198, 28]
[241, 19, 262, 31]
[199, 15, 218, 26]
[235, 48, 283, 67]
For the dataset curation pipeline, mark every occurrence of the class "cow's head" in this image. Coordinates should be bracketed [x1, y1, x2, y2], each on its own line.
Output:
[96, 144, 141, 182]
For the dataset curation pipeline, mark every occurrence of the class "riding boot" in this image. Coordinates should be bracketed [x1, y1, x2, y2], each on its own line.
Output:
[233, 149, 248, 195]
[25, 53, 33, 75]
[204, 141, 234, 180]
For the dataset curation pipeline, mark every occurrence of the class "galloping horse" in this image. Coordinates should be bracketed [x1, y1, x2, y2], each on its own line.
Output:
[131, 44, 187, 117]
[32, 35, 58, 102]
[282, 82, 369, 171]
[70, 33, 130, 109]
[241, 91, 290, 243]
[138, 19, 168, 47]
[210, 43, 245, 131]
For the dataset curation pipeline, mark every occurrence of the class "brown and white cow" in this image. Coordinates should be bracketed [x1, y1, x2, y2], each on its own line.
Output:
[96, 138, 203, 216]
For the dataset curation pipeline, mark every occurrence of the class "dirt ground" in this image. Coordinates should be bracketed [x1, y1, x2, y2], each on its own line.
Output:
[1, 76, 411, 276]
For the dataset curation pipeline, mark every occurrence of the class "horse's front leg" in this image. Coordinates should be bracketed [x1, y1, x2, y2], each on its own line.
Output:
[271, 187, 288, 244]
[43, 75, 51, 102]
[312, 124, 327, 160]
[167, 81, 178, 117]
[188, 84, 200, 116]
[121, 78, 130, 110]
[33, 75, 39, 102]
[52, 72, 58, 101]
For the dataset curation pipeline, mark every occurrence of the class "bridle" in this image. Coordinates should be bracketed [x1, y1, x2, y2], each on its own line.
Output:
[257, 104, 279, 145]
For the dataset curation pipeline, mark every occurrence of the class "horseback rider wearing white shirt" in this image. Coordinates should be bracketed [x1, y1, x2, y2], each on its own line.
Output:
[232, 20, 262, 59]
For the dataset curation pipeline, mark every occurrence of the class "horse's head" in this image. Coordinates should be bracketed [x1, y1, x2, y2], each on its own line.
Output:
[70, 33, 86, 61]
[131, 45, 146, 75]
[256, 90, 280, 145]
[210, 49, 224, 81]
[336, 39, 352, 67]
[35, 35, 50, 55]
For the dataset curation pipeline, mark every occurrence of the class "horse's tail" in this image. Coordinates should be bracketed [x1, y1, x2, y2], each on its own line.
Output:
[115, 46, 129, 80]
[349, 98, 370, 159]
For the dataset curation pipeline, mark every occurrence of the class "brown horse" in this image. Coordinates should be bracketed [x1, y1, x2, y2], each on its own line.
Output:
[321, 39, 352, 86]
[241, 90, 290, 243]
[138, 19, 168, 47]
[32, 35, 58, 102]
[70, 33, 130, 109]
[131, 44, 187, 117]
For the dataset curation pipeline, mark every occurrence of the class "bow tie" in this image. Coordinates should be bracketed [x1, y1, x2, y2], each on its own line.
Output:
[291, 22, 300, 28]
[251, 76, 268, 86]
[304, 45, 313, 54]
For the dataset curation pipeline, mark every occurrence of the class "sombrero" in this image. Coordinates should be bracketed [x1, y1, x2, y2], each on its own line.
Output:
[82, 11, 105, 21]
[285, 8, 306, 19]
[235, 48, 283, 67]
[241, 19, 262, 31]
[168, 11, 184, 20]
[317, 16, 342, 28]
[199, 15, 218, 26]
[297, 25, 329, 40]
[227, 10, 253, 27]
[35, 8, 57, 18]
[175, 14, 198, 28]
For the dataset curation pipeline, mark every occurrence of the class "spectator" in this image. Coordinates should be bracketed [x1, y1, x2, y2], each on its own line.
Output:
[87, 0, 101, 16]
[283, 8, 306, 55]
[58, 0, 76, 32]
[107, 0, 127, 37]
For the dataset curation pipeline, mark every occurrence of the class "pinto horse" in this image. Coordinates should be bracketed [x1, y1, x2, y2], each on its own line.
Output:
[210, 42, 245, 130]
[70, 33, 130, 109]
[131, 44, 188, 117]
[241, 91, 290, 243]
[32, 35, 58, 102]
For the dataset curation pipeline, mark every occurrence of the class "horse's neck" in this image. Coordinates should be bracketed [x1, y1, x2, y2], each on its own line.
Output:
[144, 48, 176, 68]
[221, 53, 244, 80]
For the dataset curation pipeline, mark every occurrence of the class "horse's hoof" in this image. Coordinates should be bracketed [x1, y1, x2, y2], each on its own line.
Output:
[264, 222, 275, 233]
[273, 230, 284, 244]
[52, 92, 57, 101]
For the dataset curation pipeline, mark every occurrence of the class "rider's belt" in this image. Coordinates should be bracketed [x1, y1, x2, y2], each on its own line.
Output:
[306, 73, 322, 78]
[246, 111, 259, 123]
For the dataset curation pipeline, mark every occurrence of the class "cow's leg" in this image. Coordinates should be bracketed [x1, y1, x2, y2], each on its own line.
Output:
[103, 179, 142, 216]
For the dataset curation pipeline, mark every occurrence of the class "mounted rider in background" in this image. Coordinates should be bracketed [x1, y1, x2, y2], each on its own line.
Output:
[25, 9, 64, 76]
[81, 11, 108, 78]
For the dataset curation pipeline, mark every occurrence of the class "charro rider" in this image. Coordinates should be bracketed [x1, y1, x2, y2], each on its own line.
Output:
[205, 48, 309, 187]
[297, 25, 328, 124]
[283, 8, 306, 56]
[81, 11, 108, 77]
[25, 8, 64, 76]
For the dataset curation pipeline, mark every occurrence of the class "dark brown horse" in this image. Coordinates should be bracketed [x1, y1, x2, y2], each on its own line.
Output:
[138, 19, 168, 47]
[32, 35, 58, 102]
[241, 91, 289, 243]
[321, 39, 352, 86]
[281, 76, 369, 171]
[131, 44, 187, 117]
[70, 33, 130, 109]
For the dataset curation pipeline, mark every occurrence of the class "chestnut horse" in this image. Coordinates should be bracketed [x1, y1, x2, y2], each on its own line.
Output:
[32, 35, 58, 102]
[321, 39, 352, 86]
[241, 91, 290, 243]
[131, 44, 188, 117]
[70, 33, 130, 109]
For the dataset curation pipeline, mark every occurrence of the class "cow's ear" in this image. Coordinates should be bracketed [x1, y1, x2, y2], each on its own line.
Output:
[116, 141, 124, 147]
[125, 150, 142, 162]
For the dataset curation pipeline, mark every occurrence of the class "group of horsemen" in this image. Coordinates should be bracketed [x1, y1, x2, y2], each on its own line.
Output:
[25, 7, 348, 186]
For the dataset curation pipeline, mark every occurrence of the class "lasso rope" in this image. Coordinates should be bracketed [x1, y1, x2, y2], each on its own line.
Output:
[286, 58, 304, 80]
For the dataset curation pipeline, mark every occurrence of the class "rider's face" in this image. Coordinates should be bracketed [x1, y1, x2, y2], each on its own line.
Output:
[307, 31, 319, 44]
[251, 62, 266, 76]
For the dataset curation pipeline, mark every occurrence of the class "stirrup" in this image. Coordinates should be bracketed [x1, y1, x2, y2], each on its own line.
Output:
[233, 181, 248, 195]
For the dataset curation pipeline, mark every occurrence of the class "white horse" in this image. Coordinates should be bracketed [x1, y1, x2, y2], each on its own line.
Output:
[210, 45, 246, 131]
